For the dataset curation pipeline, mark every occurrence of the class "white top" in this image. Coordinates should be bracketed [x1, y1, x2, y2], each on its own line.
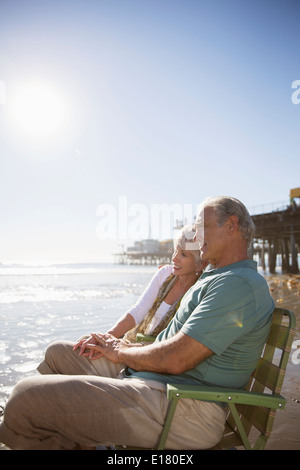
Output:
[127, 265, 174, 334]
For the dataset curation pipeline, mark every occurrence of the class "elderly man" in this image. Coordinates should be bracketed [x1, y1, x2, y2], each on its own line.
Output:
[0, 196, 275, 450]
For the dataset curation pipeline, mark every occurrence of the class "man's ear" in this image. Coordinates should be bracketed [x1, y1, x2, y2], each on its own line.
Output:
[226, 215, 239, 234]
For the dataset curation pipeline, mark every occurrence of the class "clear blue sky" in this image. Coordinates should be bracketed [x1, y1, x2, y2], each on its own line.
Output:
[0, 0, 299, 264]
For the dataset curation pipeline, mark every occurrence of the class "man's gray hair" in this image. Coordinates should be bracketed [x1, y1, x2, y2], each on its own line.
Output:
[202, 196, 255, 246]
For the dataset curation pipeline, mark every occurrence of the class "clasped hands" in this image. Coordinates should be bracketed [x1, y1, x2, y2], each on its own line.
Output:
[73, 333, 129, 363]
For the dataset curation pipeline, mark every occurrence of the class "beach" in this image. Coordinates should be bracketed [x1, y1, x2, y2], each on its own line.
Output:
[0, 263, 299, 450]
[261, 272, 300, 450]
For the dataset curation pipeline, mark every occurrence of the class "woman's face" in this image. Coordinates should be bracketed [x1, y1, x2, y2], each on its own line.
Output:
[171, 246, 198, 277]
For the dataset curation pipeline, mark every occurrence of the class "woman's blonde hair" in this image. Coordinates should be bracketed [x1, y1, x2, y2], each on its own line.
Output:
[173, 225, 202, 266]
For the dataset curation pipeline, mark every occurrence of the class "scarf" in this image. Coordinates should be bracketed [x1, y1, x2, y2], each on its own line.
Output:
[124, 273, 182, 343]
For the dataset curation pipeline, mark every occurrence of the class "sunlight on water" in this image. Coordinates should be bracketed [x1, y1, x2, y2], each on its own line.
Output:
[0, 263, 156, 403]
[10, 362, 39, 373]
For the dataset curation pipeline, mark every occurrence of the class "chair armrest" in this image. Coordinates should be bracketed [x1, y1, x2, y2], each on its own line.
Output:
[166, 383, 286, 410]
[136, 333, 155, 343]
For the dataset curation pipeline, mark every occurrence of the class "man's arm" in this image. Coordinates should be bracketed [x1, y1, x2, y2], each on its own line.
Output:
[87, 332, 213, 375]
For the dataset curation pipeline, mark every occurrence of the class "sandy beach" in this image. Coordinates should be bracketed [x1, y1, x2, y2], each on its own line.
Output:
[262, 273, 300, 450]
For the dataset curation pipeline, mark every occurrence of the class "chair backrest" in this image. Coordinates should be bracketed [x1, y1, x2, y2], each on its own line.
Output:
[221, 307, 296, 449]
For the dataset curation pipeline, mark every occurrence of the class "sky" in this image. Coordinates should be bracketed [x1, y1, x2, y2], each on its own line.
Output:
[0, 0, 299, 264]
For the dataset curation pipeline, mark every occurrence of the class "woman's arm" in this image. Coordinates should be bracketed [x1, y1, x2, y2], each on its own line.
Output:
[106, 312, 136, 337]
[73, 313, 136, 357]
[127, 265, 173, 325]
[73, 266, 172, 356]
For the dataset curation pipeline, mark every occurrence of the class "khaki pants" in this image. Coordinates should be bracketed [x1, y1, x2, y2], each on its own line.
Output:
[0, 340, 226, 450]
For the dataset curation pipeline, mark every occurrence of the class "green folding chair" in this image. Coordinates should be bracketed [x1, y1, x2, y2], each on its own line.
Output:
[156, 307, 296, 450]
[136, 333, 155, 343]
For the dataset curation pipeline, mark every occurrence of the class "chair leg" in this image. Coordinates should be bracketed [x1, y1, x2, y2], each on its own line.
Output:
[228, 403, 252, 450]
[157, 398, 179, 450]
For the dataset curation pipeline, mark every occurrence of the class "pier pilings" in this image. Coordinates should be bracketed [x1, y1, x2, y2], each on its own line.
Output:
[251, 205, 300, 274]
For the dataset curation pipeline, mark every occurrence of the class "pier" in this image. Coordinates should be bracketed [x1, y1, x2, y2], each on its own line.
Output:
[115, 189, 300, 274]
[114, 239, 174, 265]
[251, 188, 300, 274]
[251, 204, 300, 274]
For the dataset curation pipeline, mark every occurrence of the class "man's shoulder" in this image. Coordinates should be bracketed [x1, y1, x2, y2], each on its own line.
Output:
[195, 262, 268, 302]
[202, 261, 263, 284]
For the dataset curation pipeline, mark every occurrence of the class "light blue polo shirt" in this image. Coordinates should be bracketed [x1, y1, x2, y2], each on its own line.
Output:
[126, 260, 275, 390]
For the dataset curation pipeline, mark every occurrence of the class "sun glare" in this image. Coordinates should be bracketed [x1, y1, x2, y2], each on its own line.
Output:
[11, 82, 66, 137]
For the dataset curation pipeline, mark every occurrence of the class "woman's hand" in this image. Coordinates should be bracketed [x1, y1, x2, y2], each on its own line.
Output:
[73, 332, 141, 361]
[73, 335, 103, 359]
[86, 333, 129, 363]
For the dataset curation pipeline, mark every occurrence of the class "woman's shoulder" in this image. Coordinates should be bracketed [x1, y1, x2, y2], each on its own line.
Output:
[157, 264, 174, 275]
[153, 264, 174, 282]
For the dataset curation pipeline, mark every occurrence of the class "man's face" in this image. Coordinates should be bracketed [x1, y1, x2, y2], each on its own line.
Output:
[194, 206, 228, 266]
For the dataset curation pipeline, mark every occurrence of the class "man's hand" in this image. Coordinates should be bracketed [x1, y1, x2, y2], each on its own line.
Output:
[73, 335, 102, 359]
[86, 333, 130, 362]
[76, 331, 213, 375]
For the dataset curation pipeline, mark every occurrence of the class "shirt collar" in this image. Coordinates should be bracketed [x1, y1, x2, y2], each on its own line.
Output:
[202, 259, 257, 277]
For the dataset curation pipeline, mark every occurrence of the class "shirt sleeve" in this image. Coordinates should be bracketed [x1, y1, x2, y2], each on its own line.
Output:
[181, 275, 257, 355]
[127, 265, 173, 324]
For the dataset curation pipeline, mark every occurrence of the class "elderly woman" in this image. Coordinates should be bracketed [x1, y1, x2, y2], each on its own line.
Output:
[73, 224, 207, 358]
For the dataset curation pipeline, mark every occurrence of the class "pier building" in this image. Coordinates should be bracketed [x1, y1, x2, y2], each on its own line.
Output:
[115, 189, 300, 274]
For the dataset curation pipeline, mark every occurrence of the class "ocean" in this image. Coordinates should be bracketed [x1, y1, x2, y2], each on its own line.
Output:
[0, 263, 155, 401]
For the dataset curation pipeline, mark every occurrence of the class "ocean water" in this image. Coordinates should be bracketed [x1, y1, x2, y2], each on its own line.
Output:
[0, 263, 155, 401]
